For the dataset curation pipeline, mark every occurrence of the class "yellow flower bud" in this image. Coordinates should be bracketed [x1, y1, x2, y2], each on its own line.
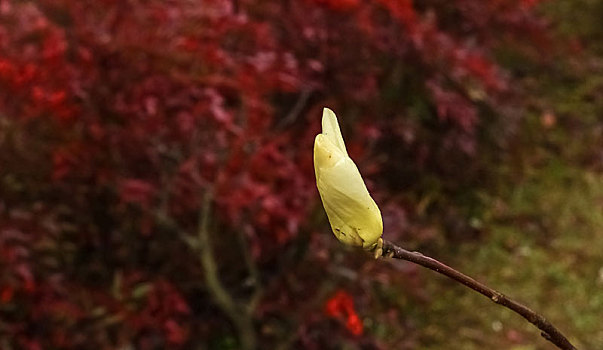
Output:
[314, 108, 383, 249]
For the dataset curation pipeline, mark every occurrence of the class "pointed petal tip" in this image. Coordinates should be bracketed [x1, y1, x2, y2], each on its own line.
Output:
[322, 107, 337, 124]
[320, 107, 348, 155]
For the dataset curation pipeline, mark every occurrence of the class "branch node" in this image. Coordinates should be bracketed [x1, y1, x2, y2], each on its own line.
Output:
[373, 238, 384, 259]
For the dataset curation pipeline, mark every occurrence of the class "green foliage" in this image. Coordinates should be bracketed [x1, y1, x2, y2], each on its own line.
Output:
[392, 162, 603, 349]
[544, 0, 603, 54]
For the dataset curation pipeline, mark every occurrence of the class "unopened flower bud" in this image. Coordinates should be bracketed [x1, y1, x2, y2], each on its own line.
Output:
[314, 108, 383, 249]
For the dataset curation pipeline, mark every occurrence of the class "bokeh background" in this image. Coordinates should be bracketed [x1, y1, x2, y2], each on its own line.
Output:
[1, 0, 602, 349]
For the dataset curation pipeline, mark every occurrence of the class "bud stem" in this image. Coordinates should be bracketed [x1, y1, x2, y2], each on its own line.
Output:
[376, 239, 577, 350]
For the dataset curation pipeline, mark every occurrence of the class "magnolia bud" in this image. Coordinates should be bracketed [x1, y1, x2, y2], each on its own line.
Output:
[314, 108, 383, 249]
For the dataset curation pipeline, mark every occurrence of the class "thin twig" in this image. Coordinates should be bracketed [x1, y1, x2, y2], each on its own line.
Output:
[198, 191, 257, 350]
[277, 88, 313, 129]
[377, 239, 577, 350]
[237, 229, 263, 313]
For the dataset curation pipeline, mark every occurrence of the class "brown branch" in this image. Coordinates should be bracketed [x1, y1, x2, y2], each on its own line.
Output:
[197, 191, 257, 350]
[377, 239, 577, 350]
[236, 229, 263, 313]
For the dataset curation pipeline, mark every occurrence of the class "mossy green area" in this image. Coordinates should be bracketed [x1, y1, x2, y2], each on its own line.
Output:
[401, 2, 603, 346]
[417, 162, 603, 349]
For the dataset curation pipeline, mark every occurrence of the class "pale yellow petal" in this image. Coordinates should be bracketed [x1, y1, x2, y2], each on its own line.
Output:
[316, 157, 382, 248]
[321, 108, 348, 156]
[314, 134, 344, 177]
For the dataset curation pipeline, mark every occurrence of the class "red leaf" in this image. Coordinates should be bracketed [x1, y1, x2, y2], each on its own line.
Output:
[0, 286, 13, 303]
[165, 319, 188, 345]
[324, 290, 363, 335]
[119, 179, 156, 207]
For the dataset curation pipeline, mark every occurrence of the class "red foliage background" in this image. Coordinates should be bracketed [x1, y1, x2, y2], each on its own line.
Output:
[0, 0, 558, 348]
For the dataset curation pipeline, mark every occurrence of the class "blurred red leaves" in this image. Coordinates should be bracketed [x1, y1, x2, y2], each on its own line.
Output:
[1, 286, 14, 303]
[325, 290, 364, 336]
[119, 179, 156, 208]
[310, 0, 361, 12]
[0, 0, 559, 348]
